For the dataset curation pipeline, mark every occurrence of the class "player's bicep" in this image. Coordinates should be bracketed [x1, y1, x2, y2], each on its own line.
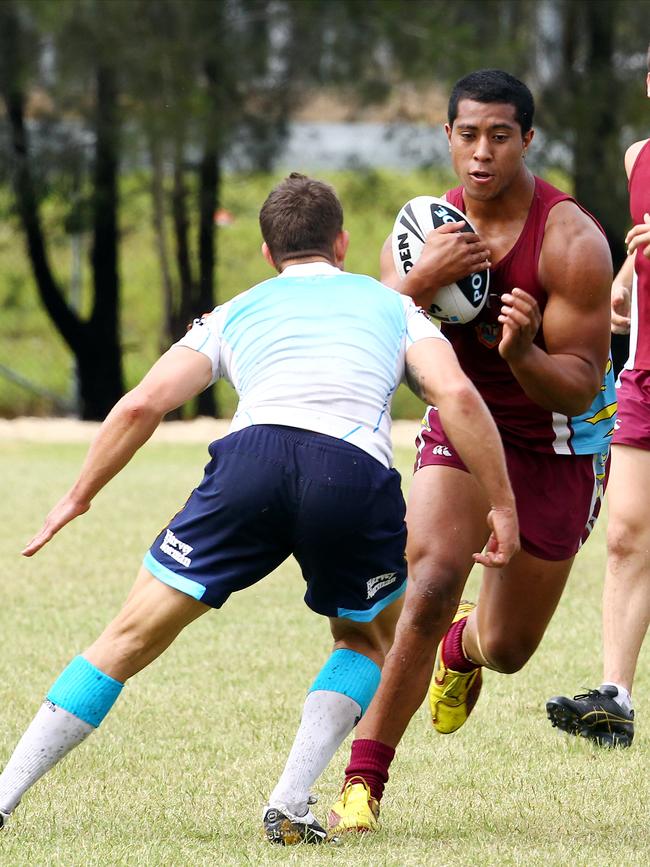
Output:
[540, 208, 612, 369]
[132, 346, 214, 413]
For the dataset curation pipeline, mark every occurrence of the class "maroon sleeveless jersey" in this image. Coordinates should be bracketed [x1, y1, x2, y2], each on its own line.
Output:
[627, 139, 650, 370]
[441, 176, 616, 455]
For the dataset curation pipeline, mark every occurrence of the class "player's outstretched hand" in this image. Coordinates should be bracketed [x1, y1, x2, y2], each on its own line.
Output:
[497, 287, 541, 362]
[473, 506, 520, 568]
[22, 494, 90, 557]
[626, 213, 650, 259]
[611, 282, 631, 334]
[411, 221, 491, 293]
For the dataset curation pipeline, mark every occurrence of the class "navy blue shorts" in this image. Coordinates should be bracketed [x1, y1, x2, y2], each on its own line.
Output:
[144, 425, 407, 621]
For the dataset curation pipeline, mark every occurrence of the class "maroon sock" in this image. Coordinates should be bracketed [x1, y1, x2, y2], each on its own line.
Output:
[442, 616, 477, 672]
[344, 738, 395, 802]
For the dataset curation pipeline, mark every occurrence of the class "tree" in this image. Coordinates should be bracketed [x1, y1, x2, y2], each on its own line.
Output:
[0, 0, 125, 419]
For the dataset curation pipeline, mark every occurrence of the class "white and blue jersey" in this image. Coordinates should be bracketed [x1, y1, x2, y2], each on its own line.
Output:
[177, 262, 444, 467]
[146, 261, 443, 620]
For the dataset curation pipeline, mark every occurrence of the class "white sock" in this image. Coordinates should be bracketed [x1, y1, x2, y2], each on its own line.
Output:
[0, 701, 93, 814]
[268, 690, 361, 816]
[600, 682, 633, 714]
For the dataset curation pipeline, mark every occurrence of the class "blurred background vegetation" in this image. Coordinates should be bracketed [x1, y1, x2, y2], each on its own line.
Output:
[0, 0, 648, 420]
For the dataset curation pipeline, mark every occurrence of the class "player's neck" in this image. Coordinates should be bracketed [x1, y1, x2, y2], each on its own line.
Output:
[464, 166, 535, 223]
[278, 255, 338, 272]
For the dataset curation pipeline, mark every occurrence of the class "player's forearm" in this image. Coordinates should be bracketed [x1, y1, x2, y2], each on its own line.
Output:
[613, 254, 635, 291]
[506, 344, 602, 416]
[68, 394, 165, 506]
[435, 386, 515, 511]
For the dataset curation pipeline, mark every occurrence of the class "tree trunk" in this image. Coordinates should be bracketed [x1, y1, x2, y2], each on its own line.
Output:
[149, 135, 175, 352]
[84, 64, 124, 419]
[571, 0, 627, 267]
[171, 140, 195, 339]
[0, 5, 125, 420]
[195, 144, 219, 417]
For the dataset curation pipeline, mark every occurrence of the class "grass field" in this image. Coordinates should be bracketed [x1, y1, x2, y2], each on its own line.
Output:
[1, 437, 649, 866]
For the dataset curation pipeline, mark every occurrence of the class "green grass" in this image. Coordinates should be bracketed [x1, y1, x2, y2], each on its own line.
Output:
[1, 439, 648, 865]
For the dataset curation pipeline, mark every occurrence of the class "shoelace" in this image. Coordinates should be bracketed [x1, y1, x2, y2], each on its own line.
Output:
[572, 688, 609, 701]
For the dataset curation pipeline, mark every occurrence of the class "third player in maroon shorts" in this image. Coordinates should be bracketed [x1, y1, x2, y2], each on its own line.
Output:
[612, 368, 650, 450]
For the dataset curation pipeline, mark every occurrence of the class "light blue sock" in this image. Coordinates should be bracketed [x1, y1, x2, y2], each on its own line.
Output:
[269, 649, 382, 814]
[308, 648, 381, 716]
[47, 655, 124, 728]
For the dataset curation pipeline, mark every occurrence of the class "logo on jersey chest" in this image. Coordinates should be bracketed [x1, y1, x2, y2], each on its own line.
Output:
[475, 321, 501, 349]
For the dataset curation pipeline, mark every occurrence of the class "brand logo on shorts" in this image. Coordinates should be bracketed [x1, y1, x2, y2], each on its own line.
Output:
[366, 572, 398, 599]
[159, 529, 193, 568]
[432, 444, 452, 457]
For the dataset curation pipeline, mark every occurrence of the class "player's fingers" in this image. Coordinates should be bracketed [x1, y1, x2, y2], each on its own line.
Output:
[433, 221, 468, 235]
[626, 229, 650, 250]
[21, 527, 54, 557]
[472, 550, 508, 568]
[498, 306, 531, 327]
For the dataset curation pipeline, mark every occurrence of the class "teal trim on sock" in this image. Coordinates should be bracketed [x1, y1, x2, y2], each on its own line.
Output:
[308, 649, 381, 715]
[47, 656, 123, 728]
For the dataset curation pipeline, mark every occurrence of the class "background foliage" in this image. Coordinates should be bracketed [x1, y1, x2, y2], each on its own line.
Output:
[0, 0, 648, 418]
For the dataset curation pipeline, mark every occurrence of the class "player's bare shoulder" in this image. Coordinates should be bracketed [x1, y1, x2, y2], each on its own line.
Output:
[539, 199, 612, 304]
[625, 138, 650, 178]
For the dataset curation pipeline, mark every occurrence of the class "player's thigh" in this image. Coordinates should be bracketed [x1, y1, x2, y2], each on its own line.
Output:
[328, 592, 404, 666]
[295, 451, 407, 623]
[406, 464, 489, 580]
[475, 550, 574, 669]
[607, 444, 650, 549]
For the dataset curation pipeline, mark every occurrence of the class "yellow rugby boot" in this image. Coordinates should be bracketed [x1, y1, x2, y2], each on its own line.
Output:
[327, 777, 379, 836]
[429, 600, 483, 734]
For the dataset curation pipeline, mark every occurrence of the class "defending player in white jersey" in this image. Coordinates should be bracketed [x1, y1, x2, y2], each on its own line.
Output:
[0, 173, 518, 842]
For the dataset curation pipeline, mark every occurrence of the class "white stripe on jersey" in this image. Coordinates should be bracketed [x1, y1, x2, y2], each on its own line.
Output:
[625, 267, 638, 370]
[551, 411, 572, 455]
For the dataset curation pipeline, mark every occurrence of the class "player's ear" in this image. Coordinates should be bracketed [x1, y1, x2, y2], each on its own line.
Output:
[444, 123, 452, 148]
[646, 72, 650, 98]
[262, 242, 277, 271]
[333, 230, 349, 268]
[523, 128, 534, 150]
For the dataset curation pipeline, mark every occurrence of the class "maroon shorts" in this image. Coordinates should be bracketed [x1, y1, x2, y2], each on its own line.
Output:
[612, 368, 650, 451]
[415, 406, 610, 561]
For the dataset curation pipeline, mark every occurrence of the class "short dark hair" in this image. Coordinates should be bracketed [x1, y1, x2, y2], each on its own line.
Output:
[259, 172, 343, 266]
[448, 69, 535, 135]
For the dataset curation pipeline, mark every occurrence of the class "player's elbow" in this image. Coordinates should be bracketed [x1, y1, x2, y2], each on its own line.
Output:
[429, 378, 479, 418]
[116, 390, 164, 427]
[559, 372, 603, 416]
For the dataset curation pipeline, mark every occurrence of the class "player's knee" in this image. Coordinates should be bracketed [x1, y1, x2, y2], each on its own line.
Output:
[403, 569, 461, 638]
[607, 518, 644, 563]
[479, 630, 536, 674]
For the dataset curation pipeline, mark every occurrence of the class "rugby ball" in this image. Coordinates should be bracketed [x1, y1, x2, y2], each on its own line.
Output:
[391, 195, 490, 324]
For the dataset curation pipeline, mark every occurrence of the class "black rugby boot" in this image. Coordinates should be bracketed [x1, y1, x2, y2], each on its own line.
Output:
[546, 685, 634, 747]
